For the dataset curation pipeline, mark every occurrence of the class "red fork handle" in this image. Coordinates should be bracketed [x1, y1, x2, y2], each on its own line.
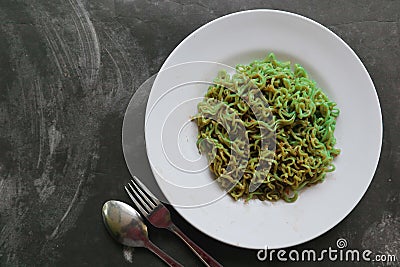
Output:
[168, 224, 223, 267]
[145, 240, 184, 267]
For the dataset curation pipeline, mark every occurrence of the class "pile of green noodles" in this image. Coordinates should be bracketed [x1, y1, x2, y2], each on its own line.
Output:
[195, 53, 340, 202]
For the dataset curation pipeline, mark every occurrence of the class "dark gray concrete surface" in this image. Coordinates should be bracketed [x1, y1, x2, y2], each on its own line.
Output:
[0, 0, 399, 266]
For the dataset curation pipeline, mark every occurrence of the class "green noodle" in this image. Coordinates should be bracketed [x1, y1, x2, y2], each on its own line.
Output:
[194, 53, 340, 202]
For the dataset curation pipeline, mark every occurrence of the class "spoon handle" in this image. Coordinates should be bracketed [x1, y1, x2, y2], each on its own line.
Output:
[145, 241, 183, 267]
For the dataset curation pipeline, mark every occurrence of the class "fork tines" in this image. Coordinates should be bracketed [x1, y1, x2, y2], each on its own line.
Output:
[124, 176, 160, 216]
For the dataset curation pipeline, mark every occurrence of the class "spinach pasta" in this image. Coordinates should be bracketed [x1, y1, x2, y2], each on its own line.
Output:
[194, 53, 340, 202]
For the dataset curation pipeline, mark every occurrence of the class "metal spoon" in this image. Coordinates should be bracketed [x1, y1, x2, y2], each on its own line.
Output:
[102, 200, 183, 267]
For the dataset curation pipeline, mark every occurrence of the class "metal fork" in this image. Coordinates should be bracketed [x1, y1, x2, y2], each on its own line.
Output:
[125, 176, 223, 267]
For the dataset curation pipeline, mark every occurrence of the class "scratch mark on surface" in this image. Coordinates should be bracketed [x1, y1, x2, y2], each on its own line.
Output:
[122, 246, 134, 263]
[39, 19, 65, 77]
[35, 78, 45, 169]
[105, 29, 131, 70]
[103, 29, 134, 89]
[34, 168, 56, 202]
[20, 84, 27, 119]
[67, 0, 100, 90]
[104, 47, 123, 95]
[48, 124, 62, 155]
[47, 25, 74, 78]
[48, 178, 83, 240]
[0, 179, 4, 194]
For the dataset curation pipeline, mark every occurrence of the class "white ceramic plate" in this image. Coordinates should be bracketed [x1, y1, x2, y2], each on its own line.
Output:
[144, 10, 382, 249]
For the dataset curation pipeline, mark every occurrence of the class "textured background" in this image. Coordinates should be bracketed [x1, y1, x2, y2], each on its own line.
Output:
[0, 0, 399, 266]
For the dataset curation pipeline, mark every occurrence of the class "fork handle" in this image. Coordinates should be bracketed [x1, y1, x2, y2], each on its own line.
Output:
[168, 224, 223, 267]
[145, 240, 183, 267]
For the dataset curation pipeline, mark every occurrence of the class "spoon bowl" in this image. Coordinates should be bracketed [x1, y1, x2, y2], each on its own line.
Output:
[102, 200, 148, 248]
[102, 200, 183, 267]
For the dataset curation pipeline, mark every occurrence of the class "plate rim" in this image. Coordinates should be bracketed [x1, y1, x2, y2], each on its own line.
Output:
[144, 9, 383, 249]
